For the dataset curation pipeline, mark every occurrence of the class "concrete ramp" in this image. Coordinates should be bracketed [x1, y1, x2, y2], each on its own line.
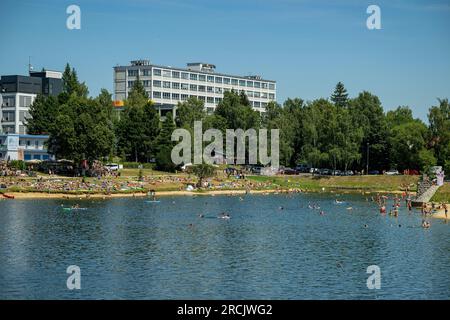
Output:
[412, 185, 441, 206]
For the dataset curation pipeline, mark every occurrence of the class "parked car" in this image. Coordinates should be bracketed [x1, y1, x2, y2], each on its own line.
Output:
[385, 169, 399, 175]
[320, 168, 332, 175]
[181, 163, 193, 171]
[310, 168, 320, 174]
[332, 170, 342, 176]
[368, 170, 380, 175]
[251, 166, 262, 174]
[105, 163, 120, 171]
[295, 164, 310, 173]
[344, 170, 354, 176]
[283, 168, 297, 175]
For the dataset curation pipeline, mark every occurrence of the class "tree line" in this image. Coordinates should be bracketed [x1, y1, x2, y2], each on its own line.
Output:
[27, 64, 450, 174]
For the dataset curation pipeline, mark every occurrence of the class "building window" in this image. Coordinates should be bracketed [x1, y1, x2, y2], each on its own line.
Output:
[172, 82, 180, 89]
[172, 93, 180, 100]
[269, 93, 275, 100]
[19, 111, 31, 122]
[261, 102, 268, 108]
[207, 97, 214, 104]
[223, 78, 231, 85]
[153, 92, 161, 99]
[181, 83, 189, 90]
[190, 84, 197, 91]
[215, 77, 222, 84]
[199, 74, 206, 82]
[247, 81, 253, 87]
[19, 96, 32, 107]
[254, 91, 260, 98]
[172, 71, 180, 78]
[190, 95, 197, 99]
[198, 85, 206, 92]
[207, 86, 213, 93]
[215, 97, 222, 104]
[215, 87, 222, 94]
[163, 92, 171, 100]
[181, 72, 189, 80]
[153, 69, 162, 76]
[153, 80, 161, 87]
[142, 69, 151, 76]
[231, 79, 238, 85]
[207, 75, 214, 83]
[1, 96, 15, 107]
[239, 80, 246, 86]
[190, 73, 198, 81]
[261, 92, 268, 99]
[246, 91, 253, 98]
[163, 81, 171, 89]
[269, 83, 275, 90]
[198, 96, 205, 102]
[254, 101, 261, 107]
[162, 70, 171, 78]
[128, 70, 138, 77]
[143, 80, 151, 87]
[2, 111, 15, 122]
[261, 82, 268, 89]
[128, 81, 134, 87]
[254, 82, 261, 88]
[181, 94, 189, 101]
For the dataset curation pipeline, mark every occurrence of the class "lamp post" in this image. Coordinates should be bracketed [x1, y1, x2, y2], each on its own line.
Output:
[366, 142, 369, 175]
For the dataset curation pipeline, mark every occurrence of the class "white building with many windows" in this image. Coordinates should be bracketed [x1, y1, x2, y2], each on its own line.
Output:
[113, 60, 276, 116]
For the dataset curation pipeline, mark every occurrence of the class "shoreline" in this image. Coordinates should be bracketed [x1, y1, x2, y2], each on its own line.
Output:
[2, 188, 416, 200]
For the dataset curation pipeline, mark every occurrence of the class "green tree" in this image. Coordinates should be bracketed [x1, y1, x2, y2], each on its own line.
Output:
[155, 113, 177, 172]
[61, 63, 88, 98]
[175, 97, 206, 129]
[191, 164, 216, 188]
[116, 79, 159, 162]
[26, 94, 59, 134]
[349, 91, 388, 171]
[428, 98, 450, 169]
[331, 81, 349, 108]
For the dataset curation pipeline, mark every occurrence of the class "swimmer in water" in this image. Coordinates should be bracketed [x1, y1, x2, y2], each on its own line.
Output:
[279, 206, 284, 210]
[218, 212, 231, 219]
[422, 220, 430, 229]
[198, 214, 204, 218]
[319, 211, 325, 216]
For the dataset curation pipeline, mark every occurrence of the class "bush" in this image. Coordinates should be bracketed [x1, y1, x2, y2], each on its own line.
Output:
[8, 160, 27, 171]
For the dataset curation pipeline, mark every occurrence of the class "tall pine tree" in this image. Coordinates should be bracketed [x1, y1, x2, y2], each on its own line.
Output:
[331, 82, 349, 108]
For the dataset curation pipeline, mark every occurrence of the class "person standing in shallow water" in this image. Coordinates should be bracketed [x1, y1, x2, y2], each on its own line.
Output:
[443, 203, 448, 219]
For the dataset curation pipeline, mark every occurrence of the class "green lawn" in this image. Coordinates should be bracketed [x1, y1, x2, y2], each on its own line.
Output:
[247, 175, 419, 193]
[431, 182, 450, 203]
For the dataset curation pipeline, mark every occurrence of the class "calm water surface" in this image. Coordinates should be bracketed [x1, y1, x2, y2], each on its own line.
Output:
[0, 193, 449, 299]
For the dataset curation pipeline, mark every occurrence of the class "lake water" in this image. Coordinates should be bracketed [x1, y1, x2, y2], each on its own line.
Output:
[0, 193, 449, 299]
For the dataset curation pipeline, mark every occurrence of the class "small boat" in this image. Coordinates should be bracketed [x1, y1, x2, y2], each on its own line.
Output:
[2, 194, 15, 199]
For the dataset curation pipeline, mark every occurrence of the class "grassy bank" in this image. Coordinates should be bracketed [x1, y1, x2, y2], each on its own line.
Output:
[247, 175, 419, 193]
[431, 182, 450, 202]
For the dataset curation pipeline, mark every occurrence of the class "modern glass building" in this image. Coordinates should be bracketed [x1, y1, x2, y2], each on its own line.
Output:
[113, 60, 276, 116]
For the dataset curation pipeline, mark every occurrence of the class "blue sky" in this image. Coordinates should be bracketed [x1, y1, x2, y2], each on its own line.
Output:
[1, 0, 449, 121]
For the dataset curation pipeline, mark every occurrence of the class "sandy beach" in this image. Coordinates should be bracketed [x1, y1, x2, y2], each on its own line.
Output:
[1, 189, 289, 200]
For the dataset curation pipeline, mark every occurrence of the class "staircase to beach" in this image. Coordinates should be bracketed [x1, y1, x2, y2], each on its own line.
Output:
[412, 178, 440, 206]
